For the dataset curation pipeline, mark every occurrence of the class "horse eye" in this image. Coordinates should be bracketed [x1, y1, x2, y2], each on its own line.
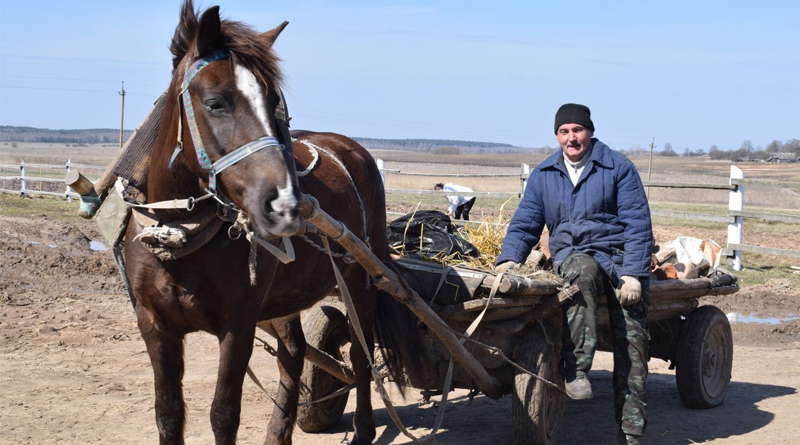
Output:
[204, 98, 227, 115]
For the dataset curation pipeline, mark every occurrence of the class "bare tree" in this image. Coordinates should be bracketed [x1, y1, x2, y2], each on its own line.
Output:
[766, 140, 783, 153]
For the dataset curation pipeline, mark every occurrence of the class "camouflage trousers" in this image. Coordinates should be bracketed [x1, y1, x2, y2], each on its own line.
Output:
[558, 253, 650, 436]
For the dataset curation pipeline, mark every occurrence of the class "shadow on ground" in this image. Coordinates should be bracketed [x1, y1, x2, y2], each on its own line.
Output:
[313, 369, 795, 445]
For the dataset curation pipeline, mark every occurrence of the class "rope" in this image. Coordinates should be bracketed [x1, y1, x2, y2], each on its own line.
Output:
[292, 138, 368, 245]
[292, 138, 320, 177]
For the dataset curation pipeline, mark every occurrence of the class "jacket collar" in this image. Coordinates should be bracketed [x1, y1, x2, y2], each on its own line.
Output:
[541, 138, 615, 171]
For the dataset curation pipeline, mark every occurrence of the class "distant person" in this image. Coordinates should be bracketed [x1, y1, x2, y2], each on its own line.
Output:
[496, 103, 653, 445]
[434, 182, 476, 221]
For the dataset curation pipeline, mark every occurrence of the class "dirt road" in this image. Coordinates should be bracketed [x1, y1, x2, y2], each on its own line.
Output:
[1, 214, 799, 444]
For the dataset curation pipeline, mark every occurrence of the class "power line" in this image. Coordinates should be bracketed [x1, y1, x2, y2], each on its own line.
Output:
[0, 84, 159, 98]
[0, 74, 164, 89]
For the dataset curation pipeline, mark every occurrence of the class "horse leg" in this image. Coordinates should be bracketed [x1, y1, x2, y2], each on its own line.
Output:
[347, 271, 378, 445]
[138, 309, 187, 445]
[210, 314, 258, 445]
[262, 315, 306, 445]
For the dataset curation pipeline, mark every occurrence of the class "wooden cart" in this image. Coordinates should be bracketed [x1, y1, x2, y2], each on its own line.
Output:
[295, 255, 738, 445]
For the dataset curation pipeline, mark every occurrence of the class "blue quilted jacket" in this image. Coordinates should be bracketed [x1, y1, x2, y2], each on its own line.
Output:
[497, 139, 653, 282]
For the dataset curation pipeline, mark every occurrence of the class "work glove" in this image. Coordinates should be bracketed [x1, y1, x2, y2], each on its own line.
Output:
[495, 261, 521, 274]
[616, 275, 642, 306]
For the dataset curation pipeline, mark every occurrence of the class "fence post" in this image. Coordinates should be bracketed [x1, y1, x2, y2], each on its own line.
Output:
[20, 160, 27, 197]
[520, 163, 530, 197]
[65, 159, 72, 202]
[376, 158, 385, 185]
[727, 165, 744, 271]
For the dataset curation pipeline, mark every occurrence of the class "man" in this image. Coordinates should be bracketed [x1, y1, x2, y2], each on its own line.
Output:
[434, 182, 476, 221]
[496, 104, 653, 445]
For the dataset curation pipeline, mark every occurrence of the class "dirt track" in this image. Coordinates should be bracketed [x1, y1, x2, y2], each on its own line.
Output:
[1, 214, 799, 445]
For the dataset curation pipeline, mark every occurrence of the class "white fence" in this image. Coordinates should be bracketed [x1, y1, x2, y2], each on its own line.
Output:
[0, 159, 104, 201]
[377, 159, 800, 270]
[1, 157, 797, 270]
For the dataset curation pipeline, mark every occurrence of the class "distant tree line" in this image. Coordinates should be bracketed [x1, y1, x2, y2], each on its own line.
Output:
[0, 126, 133, 144]
[708, 139, 800, 161]
[620, 138, 800, 162]
[354, 137, 527, 153]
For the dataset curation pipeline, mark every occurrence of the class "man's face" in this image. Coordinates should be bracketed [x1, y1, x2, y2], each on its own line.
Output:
[557, 123, 593, 162]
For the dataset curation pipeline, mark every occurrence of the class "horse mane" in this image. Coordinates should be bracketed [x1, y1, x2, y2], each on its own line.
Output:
[169, 0, 283, 89]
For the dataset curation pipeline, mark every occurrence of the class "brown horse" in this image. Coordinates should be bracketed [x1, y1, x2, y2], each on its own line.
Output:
[123, 2, 420, 444]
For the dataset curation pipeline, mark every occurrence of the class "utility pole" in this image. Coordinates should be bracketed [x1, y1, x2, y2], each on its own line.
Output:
[119, 81, 126, 149]
[647, 137, 655, 200]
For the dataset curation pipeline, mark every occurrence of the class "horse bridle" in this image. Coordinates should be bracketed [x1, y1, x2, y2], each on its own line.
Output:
[173, 49, 285, 193]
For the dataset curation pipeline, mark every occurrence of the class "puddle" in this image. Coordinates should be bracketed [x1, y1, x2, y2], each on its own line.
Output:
[726, 312, 800, 325]
[28, 241, 57, 248]
[89, 240, 109, 251]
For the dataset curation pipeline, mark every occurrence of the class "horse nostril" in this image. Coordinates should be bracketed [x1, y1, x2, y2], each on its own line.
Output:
[289, 206, 299, 218]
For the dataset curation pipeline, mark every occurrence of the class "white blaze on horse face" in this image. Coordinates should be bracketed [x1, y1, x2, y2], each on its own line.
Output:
[271, 171, 297, 214]
[234, 65, 274, 137]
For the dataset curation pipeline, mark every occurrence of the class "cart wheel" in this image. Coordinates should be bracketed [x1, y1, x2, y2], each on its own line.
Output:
[512, 320, 565, 445]
[676, 305, 733, 408]
[296, 306, 351, 432]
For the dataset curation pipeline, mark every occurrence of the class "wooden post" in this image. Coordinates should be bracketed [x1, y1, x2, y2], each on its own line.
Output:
[20, 160, 26, 197]
[65, 170, 98, 219]
[376, 158, 385, 185]
[727, 165, 744, 271]
[520, 163, 530, 197]
[119, 81, 126, 150]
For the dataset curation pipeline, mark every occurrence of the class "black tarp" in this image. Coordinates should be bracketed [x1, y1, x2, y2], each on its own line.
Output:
[387, 210, 479, 258]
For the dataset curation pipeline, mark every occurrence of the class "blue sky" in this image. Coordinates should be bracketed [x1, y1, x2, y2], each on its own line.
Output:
[1, 1, 798, 151]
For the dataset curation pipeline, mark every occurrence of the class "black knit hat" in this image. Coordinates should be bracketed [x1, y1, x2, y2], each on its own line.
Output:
[554, 103, 594, 134]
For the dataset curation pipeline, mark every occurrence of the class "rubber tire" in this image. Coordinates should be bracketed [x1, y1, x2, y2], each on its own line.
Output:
[296, 306, 351, 432]
[512, 322, 566, 445]
[676, 305, 733, 408]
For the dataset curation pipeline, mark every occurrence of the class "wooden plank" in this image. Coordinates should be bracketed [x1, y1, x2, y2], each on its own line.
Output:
[651, 210, 734, 223]
[726, 243, 800, 259]
[458, 296, 541, 312]
[650, 278, 712, 293]
[729, 210, 800, 224]
[480, 274, 560, 297]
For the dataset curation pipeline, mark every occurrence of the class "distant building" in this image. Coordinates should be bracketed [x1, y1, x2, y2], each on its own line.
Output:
[765, 153, 799, 163]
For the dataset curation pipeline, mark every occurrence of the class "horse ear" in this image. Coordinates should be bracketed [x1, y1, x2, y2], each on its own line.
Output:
[196, 6, 224, 55]
[261, 21, 289, 47]
[171, 0, 198, 69]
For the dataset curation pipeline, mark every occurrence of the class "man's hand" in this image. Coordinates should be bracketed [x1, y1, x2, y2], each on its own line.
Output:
[495, 261, 521, 274]
[616, 276, 642, 306]
[447, 210, 456, 218]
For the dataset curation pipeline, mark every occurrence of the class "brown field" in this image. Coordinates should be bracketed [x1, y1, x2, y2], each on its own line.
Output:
[2, 142, 800, 444]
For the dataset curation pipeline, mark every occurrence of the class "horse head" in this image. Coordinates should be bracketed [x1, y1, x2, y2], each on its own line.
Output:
[165, 1, 301, 238]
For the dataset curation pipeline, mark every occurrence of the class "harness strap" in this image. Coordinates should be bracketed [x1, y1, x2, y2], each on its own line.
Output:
[250, 235, 295, 265]
[180, 50, 230, 190]
[212, 136, 283, 176]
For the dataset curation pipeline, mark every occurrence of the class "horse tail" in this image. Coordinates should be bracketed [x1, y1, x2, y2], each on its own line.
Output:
[374, 259, 427, 390]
